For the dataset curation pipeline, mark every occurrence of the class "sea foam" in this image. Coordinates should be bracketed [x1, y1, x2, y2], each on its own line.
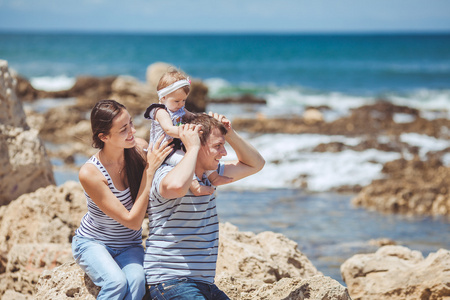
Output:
[30, 75, 76, 91]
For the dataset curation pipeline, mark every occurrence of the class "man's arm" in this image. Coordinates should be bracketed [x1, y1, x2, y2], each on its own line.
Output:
[210, 112, 265, 181]
[159, 124, 202, 199]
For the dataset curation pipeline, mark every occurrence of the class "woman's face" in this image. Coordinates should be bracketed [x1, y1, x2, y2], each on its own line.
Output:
[102, 109, 136, 148]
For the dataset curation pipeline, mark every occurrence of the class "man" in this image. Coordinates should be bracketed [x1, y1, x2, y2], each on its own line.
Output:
[144, 112, 265, 300]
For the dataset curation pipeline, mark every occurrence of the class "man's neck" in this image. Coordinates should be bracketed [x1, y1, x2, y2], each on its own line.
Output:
[194, 167, 206, 180]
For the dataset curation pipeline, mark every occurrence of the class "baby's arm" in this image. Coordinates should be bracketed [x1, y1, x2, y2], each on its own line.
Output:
[155, 108, 181, 138]
[190, 179, 215, 196]
[207, 171, 233, 186]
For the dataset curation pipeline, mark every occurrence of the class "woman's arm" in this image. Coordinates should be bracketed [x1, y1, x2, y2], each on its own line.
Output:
[79, 136, 172, 230]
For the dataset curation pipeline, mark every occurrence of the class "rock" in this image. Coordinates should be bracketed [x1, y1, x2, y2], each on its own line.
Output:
[352, 157, 450, 216]
[34, 223, 347, 300]
[14, 74, 116, 106]
[341, 245, 450, 300]
[1, 289, 31, 300]
[0, 181, 86, 253]
[14, 75, 46, 102]
[2, 243, 73, 297]
[109, 75, 157, 115]
[38, 105, 87, 143]
[35, 261, 100, 300]
[303, 108, 324, 125]
[35, 266, 350, 300]
[186, 79, 208, 112]
[217, 222, 320, 283]
[232, 100, 450, 140]
[0, 181, 86, 297]
[0, 60, 55, 206]
[146, 62, 172, 90]
[215, 274, 351, 300]
[0, 61, 27, 129]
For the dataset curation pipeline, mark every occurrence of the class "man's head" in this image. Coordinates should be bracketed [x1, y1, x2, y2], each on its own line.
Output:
[183, 113, 227, 145]
[184, 113, 228, 172]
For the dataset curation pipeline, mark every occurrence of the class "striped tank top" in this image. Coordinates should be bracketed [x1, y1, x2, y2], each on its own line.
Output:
[74, 156, 142, 249]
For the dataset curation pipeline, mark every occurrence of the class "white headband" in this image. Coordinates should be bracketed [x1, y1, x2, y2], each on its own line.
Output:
[157, 78, 190, 100]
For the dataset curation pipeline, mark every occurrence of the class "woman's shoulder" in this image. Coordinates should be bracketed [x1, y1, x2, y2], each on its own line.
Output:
[78, 158, 104, 184]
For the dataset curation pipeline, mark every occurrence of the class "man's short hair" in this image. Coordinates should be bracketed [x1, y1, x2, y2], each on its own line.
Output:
[183, 113, 228, 145]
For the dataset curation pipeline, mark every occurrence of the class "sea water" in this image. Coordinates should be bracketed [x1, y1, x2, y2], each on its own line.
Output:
[1, 32, 450, 284]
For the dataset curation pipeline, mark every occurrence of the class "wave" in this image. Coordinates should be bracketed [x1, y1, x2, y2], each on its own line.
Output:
[30, 75, 76, 91]
[220, 132, 450, 192]
[204, 78, 450, 121]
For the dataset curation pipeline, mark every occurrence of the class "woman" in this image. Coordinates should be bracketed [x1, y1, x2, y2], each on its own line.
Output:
[72, 100, 172, 300]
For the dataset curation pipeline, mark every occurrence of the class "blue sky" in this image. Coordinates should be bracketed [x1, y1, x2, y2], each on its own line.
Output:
[1, 0, 450, 33]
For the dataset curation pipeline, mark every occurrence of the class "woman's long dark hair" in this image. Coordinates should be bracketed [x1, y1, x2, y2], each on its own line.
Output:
[91, 99, 146, 202]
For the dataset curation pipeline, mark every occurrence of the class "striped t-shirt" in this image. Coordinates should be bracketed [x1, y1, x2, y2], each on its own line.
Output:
[144, 162, 224, 285]
[74, 156, 143, 249]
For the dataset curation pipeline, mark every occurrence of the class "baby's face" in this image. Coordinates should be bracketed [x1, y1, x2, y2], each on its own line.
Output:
[162, 88, 188, 112]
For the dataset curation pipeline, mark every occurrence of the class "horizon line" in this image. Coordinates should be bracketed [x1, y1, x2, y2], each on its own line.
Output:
[1, 28, 450, 36]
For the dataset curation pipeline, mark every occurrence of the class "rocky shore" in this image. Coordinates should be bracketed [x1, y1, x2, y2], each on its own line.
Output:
[1, 59, 449, 299]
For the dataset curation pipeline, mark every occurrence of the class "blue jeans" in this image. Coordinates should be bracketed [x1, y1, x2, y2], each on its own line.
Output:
[72, 235, 146, 300]
[146, 278, 230, 300]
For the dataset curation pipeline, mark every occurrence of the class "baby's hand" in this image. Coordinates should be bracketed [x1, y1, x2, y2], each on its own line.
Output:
[179, 123, 201, 151]
[208, 112, 232, 131]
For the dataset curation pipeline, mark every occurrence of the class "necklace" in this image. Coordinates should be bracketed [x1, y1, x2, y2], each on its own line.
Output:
[99, 150, 125, 174]
[118, 165, 125, 174]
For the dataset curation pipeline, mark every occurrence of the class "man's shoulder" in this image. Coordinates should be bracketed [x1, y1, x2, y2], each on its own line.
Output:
[154, 163, 174, 180]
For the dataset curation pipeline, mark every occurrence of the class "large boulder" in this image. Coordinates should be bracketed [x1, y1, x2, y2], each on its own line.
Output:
[0, 181, 86, 297]
[0, 60, 54, 206]
[216, 274, 351, 300]
[341, 245, 450, 300]
[217, 222, 319, 283]
[146, 62, 172, 90]
[352, 157, 450, 216]
[0, 181, 86, 253]
[109, 75, 157, 115]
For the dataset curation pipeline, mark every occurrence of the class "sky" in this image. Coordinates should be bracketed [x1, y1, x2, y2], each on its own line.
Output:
[1, 0, 450, 33]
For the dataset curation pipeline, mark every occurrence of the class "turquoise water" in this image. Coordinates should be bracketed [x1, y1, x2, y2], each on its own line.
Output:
[1, 32, 450, 94]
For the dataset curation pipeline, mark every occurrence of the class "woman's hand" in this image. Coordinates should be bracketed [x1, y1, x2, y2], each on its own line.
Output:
[208, 111, 232, 131]
[146, 135, 172, 173]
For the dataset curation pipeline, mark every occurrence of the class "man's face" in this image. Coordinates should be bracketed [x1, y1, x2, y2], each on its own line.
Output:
[198, 128, 227, 172]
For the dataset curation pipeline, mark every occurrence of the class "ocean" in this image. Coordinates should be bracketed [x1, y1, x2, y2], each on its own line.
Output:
[1, 32, 450, 284]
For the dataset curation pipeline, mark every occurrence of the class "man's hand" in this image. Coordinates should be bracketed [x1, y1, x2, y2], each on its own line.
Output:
[178, 123, 202, 151]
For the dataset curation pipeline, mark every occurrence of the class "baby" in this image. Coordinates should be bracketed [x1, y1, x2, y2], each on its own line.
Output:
[144, 68, 232, 195]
